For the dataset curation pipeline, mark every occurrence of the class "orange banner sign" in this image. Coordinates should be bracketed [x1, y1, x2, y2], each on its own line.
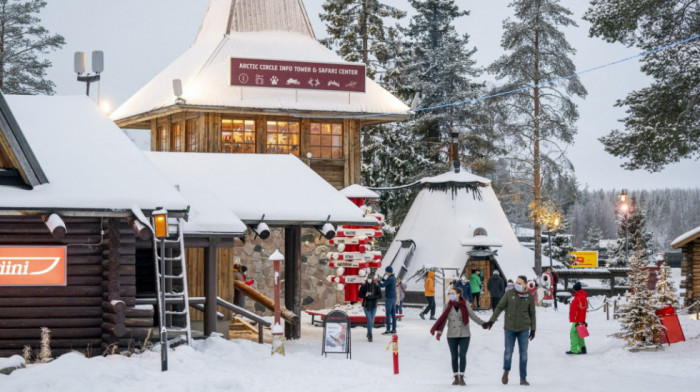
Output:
[0, 247, 67, 286]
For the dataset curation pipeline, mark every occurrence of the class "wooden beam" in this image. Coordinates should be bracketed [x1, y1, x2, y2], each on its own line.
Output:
[233, 281, 297, 322]
[284, 225, 302, 339]
[203, 244, 218, 336]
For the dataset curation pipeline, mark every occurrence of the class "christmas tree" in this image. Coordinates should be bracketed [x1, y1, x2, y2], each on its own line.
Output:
[582, 225, 603, 251]
[607, 194, 654, 267]
[654, 262, 678, 309]
[616, 248, 663, 350]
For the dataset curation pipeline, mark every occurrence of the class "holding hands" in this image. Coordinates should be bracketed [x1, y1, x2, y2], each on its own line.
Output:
[482, 321, 493, 330]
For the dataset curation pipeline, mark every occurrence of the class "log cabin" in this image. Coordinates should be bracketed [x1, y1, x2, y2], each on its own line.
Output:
[110, 0, 412, 332]
[0, 94, 190, 357]
[671, 226, 700, 311]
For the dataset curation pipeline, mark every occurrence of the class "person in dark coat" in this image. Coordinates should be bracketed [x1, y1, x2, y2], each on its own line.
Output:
[453, 274, 473, 303]
[358, 274, 382, 342]
[487, 270, 506, 310]
[547, 267, 560, 310]
[378, 266, 397, 334]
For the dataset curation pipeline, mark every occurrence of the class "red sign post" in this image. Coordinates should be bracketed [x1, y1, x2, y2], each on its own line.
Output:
[269, 250, 285, 356]
[230, 58, 366, 93]
[0, 246, 67, 286]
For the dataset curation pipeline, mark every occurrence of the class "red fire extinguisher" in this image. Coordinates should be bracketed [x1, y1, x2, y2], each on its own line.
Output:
[386, 334, 399, 374]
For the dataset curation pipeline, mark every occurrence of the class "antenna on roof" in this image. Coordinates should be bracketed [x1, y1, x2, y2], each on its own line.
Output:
[74, 50, 103, 97]
[173, 79, 186, 105]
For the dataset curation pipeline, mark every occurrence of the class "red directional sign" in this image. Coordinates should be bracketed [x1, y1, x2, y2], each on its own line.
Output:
[230, 58, 366, 93]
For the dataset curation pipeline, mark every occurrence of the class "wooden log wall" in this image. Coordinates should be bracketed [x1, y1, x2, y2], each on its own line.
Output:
[681, 241, 699, 310]
[186, 247, 236, 321]
[0, 217, 104, 358]
[149, 111, 362, 189]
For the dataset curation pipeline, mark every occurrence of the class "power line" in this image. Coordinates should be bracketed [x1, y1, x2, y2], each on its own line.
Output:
[297, 34, 700, 120]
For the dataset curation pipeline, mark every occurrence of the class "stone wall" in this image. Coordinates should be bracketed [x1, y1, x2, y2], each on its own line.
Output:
[233, 228, 345, 316]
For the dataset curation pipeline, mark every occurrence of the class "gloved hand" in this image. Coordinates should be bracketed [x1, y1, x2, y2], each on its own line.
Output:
[584, 322, 588, 327]
[436, 332, 442, 341]
[482, 321, 493, 330]
[529, 330, 536, 341]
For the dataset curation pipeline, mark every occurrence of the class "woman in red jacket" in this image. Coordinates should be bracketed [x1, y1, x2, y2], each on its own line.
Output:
[567, 282, 588, 354]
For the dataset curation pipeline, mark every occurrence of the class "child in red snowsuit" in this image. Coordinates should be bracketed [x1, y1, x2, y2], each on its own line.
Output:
[567, 282, 588, 354]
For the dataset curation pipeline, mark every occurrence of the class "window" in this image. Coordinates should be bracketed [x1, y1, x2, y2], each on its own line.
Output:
[222, 119, 255, 153]
[310, 123, 343, 158]
[185, 120, 197, 152]
[158, 126, 168, 151]
[171, 124, 182, 152]
[266, 121, 300, 156]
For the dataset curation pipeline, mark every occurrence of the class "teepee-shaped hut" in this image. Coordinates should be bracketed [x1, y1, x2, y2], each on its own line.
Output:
[383, 169, 535, 307]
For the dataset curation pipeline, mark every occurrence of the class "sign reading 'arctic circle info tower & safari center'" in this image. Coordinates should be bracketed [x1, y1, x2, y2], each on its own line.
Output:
[230, 58, 366, 93]
[0, 246, 67, 286]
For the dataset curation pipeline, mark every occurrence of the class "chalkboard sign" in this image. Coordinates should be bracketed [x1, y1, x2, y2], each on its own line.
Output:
[322, 310, 351, 359]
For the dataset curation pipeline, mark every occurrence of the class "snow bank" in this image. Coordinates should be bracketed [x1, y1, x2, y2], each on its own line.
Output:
[0, 355, 24, 375]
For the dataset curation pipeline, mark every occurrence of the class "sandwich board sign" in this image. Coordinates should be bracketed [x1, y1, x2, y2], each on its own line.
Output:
[322, 310, 351, 359]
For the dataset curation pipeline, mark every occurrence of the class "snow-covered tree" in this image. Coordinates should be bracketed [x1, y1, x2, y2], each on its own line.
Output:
[0, 0, 65, 94]
[584, 0, 700, 172]
[607, 194, 654, 267]
[320, 0, 405, 79]
[488, 0, 587, 275]
[655, 262, 678, 308]
[616, 249, 663, 350]
[582, 225, 603, 251]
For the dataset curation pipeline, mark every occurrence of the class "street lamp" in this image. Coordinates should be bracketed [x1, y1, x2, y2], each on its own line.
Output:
[546, 216, 561, 269]
[152, 208, 169, 371]
[618, 189, 630, 265]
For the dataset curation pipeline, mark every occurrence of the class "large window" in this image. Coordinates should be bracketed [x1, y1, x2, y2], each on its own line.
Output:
[222, 119, 255, 153]
[185, 120, 197, 152]
[171, 123, 183, 152]
[158, 126, 168, 151]
[310, 123, 343, 159]
[266, 121, 300, 156]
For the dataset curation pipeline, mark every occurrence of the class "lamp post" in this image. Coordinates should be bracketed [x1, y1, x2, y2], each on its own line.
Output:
[546, 217, 561, 269]
[269, 250, 285, 356]
[152, 208, 169, 371]
[618, 189, 630, 264]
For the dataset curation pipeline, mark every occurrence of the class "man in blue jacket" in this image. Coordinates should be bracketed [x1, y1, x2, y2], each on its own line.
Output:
[378, 266, 397, 334]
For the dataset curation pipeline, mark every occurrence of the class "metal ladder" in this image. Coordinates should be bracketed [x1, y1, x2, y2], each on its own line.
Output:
[152, 218, 192, 345]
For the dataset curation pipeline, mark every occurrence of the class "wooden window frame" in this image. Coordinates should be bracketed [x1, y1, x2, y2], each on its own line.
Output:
[309, 122, 343, 159]
[171, 123, 183, 152]
[221, 118, 256, 154]
[266, 120, 300, 156]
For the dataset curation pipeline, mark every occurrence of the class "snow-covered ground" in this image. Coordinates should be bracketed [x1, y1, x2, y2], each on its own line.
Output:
[2, 299, 699, 391]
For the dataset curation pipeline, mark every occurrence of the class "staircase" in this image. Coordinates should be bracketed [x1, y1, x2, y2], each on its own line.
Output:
[229, 317, 272, 343]
[152, 218, 192, 345]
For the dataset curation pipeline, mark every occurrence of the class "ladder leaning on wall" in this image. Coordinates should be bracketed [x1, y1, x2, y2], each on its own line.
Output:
[151, 218, 192, 345]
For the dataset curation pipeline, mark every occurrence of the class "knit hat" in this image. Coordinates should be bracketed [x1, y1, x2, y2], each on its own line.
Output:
[493, 270, 500, 275]
[573, 282, 582, 292]
[385, 266, 394, 274]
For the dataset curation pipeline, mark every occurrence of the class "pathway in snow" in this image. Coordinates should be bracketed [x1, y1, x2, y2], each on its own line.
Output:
[1, 299, 699, 391]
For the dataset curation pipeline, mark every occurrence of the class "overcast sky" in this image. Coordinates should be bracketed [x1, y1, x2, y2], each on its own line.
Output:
[40, 0, 698, 191]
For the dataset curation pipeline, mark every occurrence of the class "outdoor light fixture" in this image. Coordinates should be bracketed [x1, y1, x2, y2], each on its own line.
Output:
[317, 222, 337, 240]
[618, 189, 630, 264]
[74, 50, 104, 96]
[251, 221, 271, 240]
[153, 208, 169, 239]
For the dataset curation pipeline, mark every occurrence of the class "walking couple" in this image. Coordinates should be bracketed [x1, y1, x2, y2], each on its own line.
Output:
[431, 275, 537, 386]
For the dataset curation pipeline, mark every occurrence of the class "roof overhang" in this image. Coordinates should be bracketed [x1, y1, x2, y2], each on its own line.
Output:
[671, 226, 700, 249]
[0, 207, 188, 219]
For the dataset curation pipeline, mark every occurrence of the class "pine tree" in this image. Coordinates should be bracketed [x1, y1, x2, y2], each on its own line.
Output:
[584, 1, 700, 172]
[616, 248, 663, 350]
[542, 218, 575, 266]
[397, 0, 491, 169]
[320, 0, 405, 79]
[488, 0, 587, 275]
[655, 262, 678, 308]
[0, 0, 65, 94]
[607, 194, 654, 267]
[582, 225, 603, 251]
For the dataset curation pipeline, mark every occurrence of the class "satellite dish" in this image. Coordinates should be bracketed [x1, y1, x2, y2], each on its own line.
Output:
[172, 79, 183, 98]
[92, 51, 104, 73]
[74, 52, 86, 74]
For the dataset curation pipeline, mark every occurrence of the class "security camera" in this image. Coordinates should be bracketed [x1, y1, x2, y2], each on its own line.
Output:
[252, 222, 270, 240]
[318, 222, 336, 240]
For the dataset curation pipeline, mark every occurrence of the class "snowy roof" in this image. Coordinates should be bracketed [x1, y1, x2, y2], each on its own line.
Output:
[194, 0, 315, 43]
[0, 93, 47, 187]
[112, 12, 409, 125]
[385, 170, 535, 291]
[671, 225, 700, 249]
[460, 235, 503, 247]
[178, 186, 247, 236]
[145, 152, 374, 226]
[340, 184, 379, 199]
[420, 169, 491, 185]
[0, 95, 188, 214]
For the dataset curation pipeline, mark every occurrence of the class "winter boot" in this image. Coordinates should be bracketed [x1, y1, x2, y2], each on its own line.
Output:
[520, 379, 530, 386]
[458, 374, 466, 386]
[368, 334, 372, 342]
[581, 346, 587, 354]
[501, 371, 509, 385]
[452, 375, 460, 385]
[419, 313, 425, 320]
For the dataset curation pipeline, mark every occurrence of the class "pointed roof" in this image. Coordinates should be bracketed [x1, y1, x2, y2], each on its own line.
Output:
[112, 0, 409, 127]
[0, 92, 48, 188]
[195, 0, 315, 43]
